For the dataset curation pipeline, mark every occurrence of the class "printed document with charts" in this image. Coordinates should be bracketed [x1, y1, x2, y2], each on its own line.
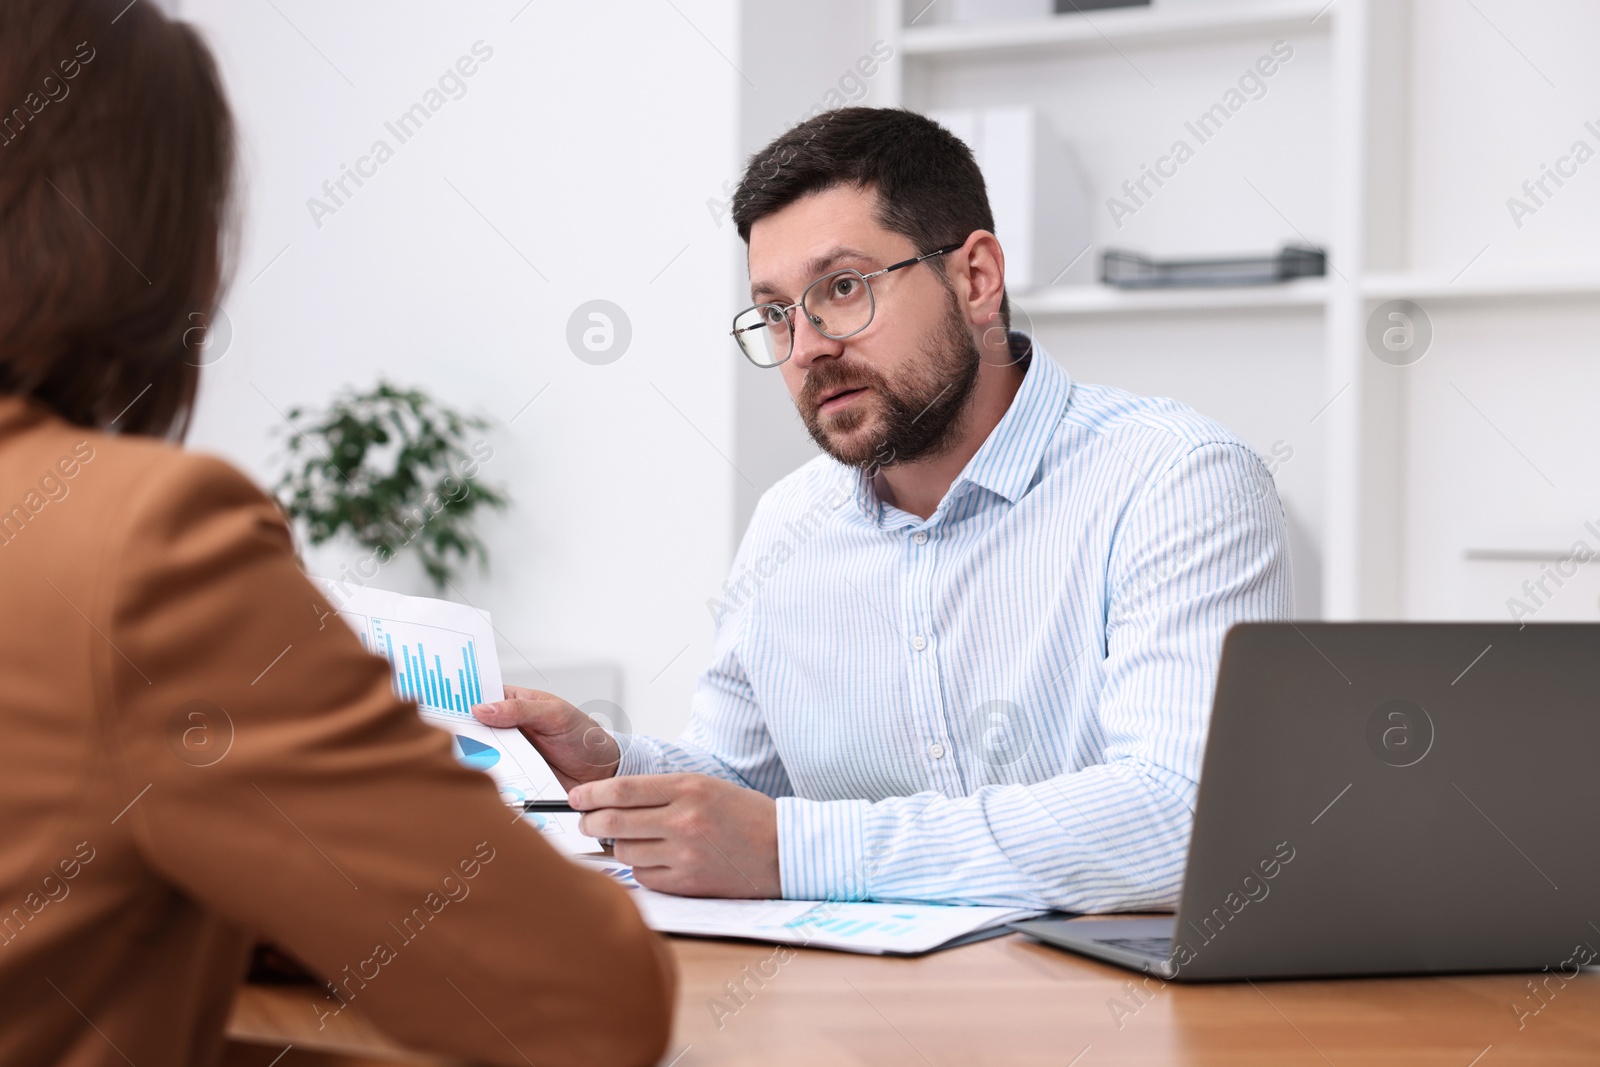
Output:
[578, 858, 1044, 956]
[316, 581, 601, 855]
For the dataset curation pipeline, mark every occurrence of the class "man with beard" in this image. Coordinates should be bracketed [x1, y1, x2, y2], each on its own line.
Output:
[475, 108, 1292, 910]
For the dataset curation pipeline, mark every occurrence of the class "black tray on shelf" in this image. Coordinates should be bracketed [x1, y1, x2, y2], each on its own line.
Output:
[1101, 244, 1326, 288]
[1055, 0, 1151, 11]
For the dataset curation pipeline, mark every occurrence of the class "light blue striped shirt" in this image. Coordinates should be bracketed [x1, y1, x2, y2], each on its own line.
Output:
[617, 337, 1292, 911]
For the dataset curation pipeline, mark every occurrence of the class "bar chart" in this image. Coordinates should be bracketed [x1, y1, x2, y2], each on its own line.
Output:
[369, 616, 484, 717]
[320, 580, 565, 811]
[784, 909, 924, 940]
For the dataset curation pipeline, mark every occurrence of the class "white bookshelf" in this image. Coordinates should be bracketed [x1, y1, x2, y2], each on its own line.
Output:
[849, 0, 1600, 623]
[872, 0, 1364, 618]
[735, 1, 1600, 623]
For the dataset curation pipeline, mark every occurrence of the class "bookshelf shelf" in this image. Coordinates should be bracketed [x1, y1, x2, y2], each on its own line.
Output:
[900, 0, 1333, 60]
[1017, 279, 1328, 317]
[1360, 272, 1600, 303]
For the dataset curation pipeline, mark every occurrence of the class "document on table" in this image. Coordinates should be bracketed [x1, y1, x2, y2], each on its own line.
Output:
[314, 580, 570, 809]
[518, 811, 606, 857]
[579, 859, 1042, 956]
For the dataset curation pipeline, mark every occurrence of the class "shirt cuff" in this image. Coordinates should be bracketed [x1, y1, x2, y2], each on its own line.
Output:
[612, 732, 661, 777]
[776, 797, 875, 901]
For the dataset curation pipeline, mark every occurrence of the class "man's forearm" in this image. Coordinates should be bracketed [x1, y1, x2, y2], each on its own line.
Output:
[776, 764, 1195, 910]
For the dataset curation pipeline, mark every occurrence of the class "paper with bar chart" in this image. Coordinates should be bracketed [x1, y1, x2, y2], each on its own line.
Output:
[607, 873, 1042, 955]
[315, 580, 565, 809]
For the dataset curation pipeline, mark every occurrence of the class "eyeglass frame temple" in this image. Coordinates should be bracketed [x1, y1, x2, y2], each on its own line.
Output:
[857, 242, 963, 283]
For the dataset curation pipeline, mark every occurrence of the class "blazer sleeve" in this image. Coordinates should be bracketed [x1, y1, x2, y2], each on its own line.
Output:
[95, 450, 675, 1067]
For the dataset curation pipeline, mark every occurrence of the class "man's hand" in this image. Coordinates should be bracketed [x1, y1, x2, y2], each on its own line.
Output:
[570, 773, 780, 899]
[471, 686, 619, 791]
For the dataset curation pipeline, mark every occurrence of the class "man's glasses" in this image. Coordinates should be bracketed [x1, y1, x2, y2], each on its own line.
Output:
[731, 243, 962, 369]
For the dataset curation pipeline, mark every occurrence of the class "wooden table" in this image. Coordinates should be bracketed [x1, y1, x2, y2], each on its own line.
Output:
[226, 928, 1600, 1066]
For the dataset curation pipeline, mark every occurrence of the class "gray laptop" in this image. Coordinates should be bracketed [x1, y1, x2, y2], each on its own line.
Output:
[1013, 622, 1600, 980]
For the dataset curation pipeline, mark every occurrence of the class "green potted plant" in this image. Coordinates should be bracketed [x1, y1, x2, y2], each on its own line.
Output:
[273, 380, 510, 590]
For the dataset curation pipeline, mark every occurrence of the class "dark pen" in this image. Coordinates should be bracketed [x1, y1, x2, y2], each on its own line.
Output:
[521, 799, 576, 813]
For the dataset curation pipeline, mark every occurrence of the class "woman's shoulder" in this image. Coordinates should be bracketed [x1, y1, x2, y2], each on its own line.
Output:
[0, 401, 284, 564]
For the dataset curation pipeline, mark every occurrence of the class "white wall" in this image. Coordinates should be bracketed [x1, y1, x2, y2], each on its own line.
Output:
[180, 0, 742, 739]
[731, 1, 888, 535]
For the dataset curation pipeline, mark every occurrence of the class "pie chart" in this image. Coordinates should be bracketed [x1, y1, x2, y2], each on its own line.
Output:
[453, 734, 501, 772]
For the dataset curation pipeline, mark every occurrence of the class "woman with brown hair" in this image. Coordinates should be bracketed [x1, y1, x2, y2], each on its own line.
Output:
[0, 3, 674, 1064]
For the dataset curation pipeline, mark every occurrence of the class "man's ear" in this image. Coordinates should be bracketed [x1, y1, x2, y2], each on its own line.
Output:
[952, 231, 1006, 328]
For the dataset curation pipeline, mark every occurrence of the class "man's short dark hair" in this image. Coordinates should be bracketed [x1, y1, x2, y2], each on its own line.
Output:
[732, 107, 1008, 326]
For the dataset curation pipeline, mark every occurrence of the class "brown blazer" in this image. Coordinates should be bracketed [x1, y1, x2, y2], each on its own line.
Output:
[0, 394, 675, 1066]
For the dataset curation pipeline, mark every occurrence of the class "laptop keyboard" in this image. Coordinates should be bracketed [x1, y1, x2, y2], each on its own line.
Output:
[1101, 936, 1174, 958]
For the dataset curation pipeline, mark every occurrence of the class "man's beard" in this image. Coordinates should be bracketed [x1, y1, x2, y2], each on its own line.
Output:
[797, 297, 981, 471]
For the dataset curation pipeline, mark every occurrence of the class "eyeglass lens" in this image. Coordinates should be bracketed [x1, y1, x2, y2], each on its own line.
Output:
[732, 269, 876, 367]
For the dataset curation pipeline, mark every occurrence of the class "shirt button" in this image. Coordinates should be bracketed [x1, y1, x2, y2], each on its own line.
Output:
[911, 635, 927, 651]
[912, 531, 928, 545]
[928, 742, 946, 760]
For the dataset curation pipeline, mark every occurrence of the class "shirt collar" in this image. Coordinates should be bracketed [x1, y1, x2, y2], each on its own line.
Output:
[844, 332, 1073, 521]
[954, 332, 1071, 505]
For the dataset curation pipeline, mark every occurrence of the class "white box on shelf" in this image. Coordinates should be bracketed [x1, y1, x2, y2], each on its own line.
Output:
[946, 0, 1054, 24]
[927, 105, 1090, 292]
